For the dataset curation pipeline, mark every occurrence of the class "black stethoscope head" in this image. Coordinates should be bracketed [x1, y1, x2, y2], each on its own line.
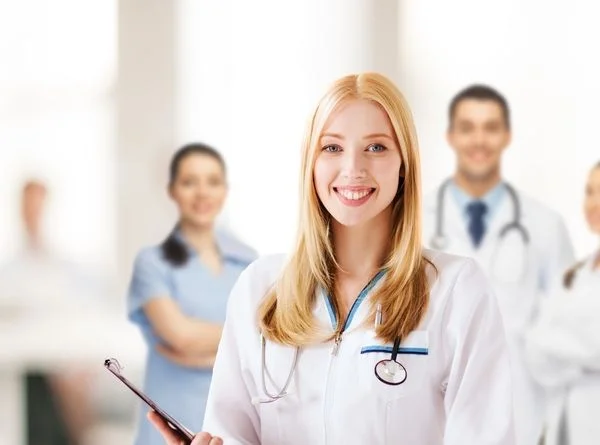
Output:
[374, 336, 407, 386]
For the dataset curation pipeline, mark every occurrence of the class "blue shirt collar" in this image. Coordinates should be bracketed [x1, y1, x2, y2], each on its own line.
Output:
[173, 226, 257, 264]
[449, 180, 506, 219]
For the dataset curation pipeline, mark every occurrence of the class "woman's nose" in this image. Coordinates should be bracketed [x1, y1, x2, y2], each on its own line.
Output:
[340, 150, 367, 180]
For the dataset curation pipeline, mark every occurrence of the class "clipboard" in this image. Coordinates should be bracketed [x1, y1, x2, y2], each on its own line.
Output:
[103, 358, 195, 444]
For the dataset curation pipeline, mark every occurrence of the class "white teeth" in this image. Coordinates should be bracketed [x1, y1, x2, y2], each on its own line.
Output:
[337, 189, 371, 200]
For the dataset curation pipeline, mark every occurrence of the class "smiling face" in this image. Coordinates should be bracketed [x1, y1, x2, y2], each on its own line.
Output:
[313, 99, 402, 230]
[169, 153, 227, 229]
[585, 165, 600, 235]
[447, 99, 511, 182]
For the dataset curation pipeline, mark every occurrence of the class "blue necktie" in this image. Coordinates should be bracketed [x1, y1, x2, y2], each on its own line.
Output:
[466, 201, 487, 248]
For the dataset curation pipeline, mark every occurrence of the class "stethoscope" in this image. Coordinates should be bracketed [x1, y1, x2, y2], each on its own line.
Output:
[374, 336, 407, 385]
[372, 303, 407, 385]
[252, 333, 299, 404]
[253, 305, 406, 405]
[430, 178, 531, 284]
[430, 178, 530, 251]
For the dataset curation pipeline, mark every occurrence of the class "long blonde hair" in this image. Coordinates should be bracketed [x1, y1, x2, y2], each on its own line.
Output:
[258, 72, 433, 346]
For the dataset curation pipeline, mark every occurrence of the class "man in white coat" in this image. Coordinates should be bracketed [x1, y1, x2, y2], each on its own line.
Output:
[422, 85, 575, 445]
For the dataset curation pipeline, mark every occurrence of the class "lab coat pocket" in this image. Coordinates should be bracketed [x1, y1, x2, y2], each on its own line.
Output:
[358, 330, 430, 442]
[358, 329, 429, 402]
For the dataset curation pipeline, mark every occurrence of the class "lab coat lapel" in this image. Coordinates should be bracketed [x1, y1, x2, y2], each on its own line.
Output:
[476, 193, 511, 262]
[440, 185, 474, 257]
[313, 272, 386, 333]
[478, 191, 531, 287]
[315, 287, 336, 329]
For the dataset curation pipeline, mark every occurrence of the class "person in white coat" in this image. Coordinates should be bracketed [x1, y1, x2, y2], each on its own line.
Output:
[525, 161, 600, 445]
[150, 72, 516, 445]
[422, 85, 575, 445]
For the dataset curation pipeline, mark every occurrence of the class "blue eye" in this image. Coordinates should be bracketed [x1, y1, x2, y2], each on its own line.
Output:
[322, 145, 341, 152]
[368, 144, 386, 152]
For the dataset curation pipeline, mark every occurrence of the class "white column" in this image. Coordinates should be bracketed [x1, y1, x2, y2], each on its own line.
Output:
[306, 0, 400, 95]
[176, 0, 401, 256]
[116, 0, 178, 290]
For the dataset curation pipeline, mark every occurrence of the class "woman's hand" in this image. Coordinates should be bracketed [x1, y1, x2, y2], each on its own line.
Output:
[147, 411, 223, 445]
[156, 344, 216, 369]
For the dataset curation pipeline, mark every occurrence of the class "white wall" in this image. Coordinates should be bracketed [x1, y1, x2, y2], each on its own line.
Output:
[116, 0, 180, 291]
[176, 0, 400, 255]
[175, 0, 593, 259]
[0, 0, 117, 268]
[398, 0, 597, 258]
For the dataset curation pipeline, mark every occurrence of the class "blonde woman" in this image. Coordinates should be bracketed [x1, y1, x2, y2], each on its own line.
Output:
[525, 162, 600, 445]
[150, 73, 516, 445]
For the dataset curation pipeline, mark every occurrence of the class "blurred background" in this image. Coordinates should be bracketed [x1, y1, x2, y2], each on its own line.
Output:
[0, 0, 595, 444]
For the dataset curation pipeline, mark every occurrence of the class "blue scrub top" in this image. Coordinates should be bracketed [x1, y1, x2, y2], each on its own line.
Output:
[127, 228, 257, 445]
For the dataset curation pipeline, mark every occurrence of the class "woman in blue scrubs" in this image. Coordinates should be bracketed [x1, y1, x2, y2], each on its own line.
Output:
[127, 143, 257, 445]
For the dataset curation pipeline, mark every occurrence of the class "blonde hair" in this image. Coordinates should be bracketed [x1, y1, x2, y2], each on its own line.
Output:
[258, 72, 433, 346]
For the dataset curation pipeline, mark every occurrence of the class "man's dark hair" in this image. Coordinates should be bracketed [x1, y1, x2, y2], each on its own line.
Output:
[448, 85, 511, 130]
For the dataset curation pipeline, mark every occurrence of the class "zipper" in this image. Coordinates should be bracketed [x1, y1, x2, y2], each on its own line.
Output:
[324, 283, 369, 441]
[330, 300, 356, 356]
[323, 345, 338, 444]
[331, 332, 342, 356]
[323, 270, 386, 442]
[324, 298, 356, 442]
[329, 274, 377, 355]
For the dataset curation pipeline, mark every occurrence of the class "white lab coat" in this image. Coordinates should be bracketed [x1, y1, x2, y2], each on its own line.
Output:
[423, 184, 575, 445]
[202, 250, 516, 445]
[525, 252, 600, 445]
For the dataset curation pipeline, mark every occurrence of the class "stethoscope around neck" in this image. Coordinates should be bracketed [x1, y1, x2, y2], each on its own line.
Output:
[252, 333, 299, 404]
[430, 178, 530, 251]
[430, 178, 531, 284]
[252, 305, 407, 405]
